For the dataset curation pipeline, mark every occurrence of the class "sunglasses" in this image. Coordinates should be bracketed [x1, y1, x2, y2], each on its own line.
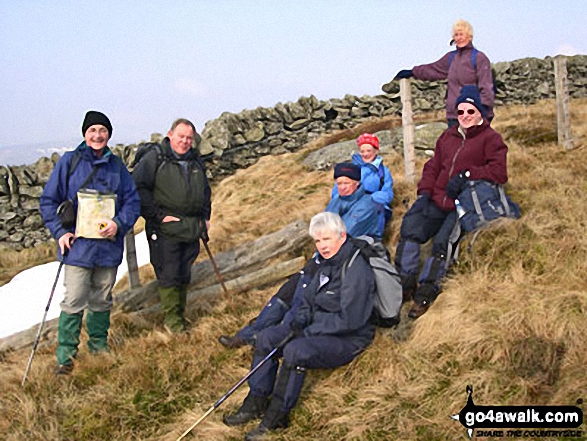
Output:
[458, 109, 477, 116]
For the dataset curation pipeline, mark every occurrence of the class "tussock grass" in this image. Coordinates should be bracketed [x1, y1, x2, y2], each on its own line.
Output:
[0, 242, 55, 286]
[1, 99, 587, 440]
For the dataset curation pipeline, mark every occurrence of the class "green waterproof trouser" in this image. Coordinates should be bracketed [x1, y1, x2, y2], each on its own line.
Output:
[56, 311, 84, 365]
[159, 285, 188, 333]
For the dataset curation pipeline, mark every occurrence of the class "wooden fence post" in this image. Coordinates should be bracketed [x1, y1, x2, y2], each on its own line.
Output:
[554, 55, 574, 150]
[124, 230, 141, 288]
[400, 78, 416, 183]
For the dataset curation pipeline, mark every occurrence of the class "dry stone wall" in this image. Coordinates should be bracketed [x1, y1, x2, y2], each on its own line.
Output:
[1, 55, 586, 250]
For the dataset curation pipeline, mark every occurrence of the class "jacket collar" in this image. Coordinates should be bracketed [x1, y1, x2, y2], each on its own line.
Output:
[457, 42, 475, 53]
[450, 119, 489, 139]
[76, 141, 113, 164]
[339, 184, 366, 202]
[352, 153, 383, 168]
[161, 137, 196, 160]
[321, 237, 353, 268]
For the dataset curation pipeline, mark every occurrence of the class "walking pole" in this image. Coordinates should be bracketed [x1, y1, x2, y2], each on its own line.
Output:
[21, 257, 66, 386]
[176, 332, 293, 440]
[199, 223, 229, 297]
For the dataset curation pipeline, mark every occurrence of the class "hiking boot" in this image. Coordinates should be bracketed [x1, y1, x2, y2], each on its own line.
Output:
[218, 335, 248, 349]
[223, 393, 269, 426]
[400, 275, 417, 303]
[55, 362, 74, 376]
[408, 301, 430, 319]
[244, 410, 289, 441]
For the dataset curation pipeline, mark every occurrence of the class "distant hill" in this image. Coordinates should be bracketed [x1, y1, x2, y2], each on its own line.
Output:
[0, 139, 77, 166]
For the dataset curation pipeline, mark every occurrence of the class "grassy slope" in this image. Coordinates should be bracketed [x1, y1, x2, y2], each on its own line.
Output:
[1, 99, 586, 441]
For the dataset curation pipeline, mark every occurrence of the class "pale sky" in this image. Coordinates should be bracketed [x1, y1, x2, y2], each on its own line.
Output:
[1, 0, 585, 165]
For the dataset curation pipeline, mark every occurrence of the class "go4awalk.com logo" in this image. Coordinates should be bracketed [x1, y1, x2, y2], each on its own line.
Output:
[451, 386, 583, 438]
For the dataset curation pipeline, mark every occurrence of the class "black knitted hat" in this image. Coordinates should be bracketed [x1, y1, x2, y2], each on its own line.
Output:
[82, 110, 112, 138]
[334, 162, 361, 181]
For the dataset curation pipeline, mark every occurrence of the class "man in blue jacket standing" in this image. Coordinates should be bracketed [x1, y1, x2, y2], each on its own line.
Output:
[40, 111, 141, 375]
[223, 212, 376, 440]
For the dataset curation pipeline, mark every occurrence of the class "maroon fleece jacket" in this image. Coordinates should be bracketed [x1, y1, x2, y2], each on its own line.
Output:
[417, 121, 508, 212]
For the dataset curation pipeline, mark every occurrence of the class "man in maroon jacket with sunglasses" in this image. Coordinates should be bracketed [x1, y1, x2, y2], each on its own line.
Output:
[394, 85, 508, 319]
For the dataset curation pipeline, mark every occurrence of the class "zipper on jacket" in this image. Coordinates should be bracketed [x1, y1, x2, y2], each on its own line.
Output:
[442, 131, 466, 207]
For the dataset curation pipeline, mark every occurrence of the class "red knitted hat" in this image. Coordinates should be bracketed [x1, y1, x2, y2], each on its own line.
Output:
[356, 133, 379, 149]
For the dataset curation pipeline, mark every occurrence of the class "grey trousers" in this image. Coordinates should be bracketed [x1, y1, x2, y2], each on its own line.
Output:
[60, 265, 117, 314]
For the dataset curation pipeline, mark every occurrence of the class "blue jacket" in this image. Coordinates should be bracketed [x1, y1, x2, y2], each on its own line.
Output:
[40, 142, 141, 268]
[294, 238, 376, 350]
[325, 185, 382, 239]
[331, 154, 394, 207]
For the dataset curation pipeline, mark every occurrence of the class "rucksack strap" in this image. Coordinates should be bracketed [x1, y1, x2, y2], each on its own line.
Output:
[497, 186, 512, 217]
[341, 248, 361, 281]
[378, 164, 385, 191]
[448, 48, 478, 74]
[470, 184, 486, 224]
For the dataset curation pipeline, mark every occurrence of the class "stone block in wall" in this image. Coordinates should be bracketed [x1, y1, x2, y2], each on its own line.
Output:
[0, 168, 9, 196]
[268, 137, 283, 148]
[265, 121, 284, 135]
[312, 109, 326, 120]
[11, 166, 36, 186]
[19, 196, 39, 211]
[286, 102, 307, 120]
[23, 213, 43, 230]
[286, 119, 310, 131]
[351, 107, 368, 118]
[34, 157, 54, 185]
[19, 186, 44, 198]
[233, 134, 247, 145]
[414, 98, 432, 111]
[368, 105, 384, 117]
[253, 144, 271, 155]
[244, 123, 265, 142]
[274, 103, 294, 124]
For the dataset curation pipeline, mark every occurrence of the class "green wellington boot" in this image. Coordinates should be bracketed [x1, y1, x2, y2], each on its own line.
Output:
[86, 310, 111, 353]
[56, 311, 84, 373]
[159, 286, 186, 333]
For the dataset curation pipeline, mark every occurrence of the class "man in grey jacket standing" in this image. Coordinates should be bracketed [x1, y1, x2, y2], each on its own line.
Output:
[132, 119, 211, 333]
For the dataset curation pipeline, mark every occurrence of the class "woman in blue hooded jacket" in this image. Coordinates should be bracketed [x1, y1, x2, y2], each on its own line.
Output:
[40, 111, 141, 375]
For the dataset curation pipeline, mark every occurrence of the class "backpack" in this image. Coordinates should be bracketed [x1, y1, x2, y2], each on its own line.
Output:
[456, 180, 521, 233]
[448, 48, 498, 95]
[130, 142, 169, 173]
[343, 236, 403, 328]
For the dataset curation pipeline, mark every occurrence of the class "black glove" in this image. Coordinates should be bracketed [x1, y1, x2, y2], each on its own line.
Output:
[290, 321, 305, 338]
[394, 69, 413, 80]
[446, 170, 470, 199]
[200, 219, 209, 242]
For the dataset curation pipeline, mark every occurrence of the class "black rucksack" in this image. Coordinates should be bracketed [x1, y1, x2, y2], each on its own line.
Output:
[130, 142, 170, 173]
[343, 236, 403, 328]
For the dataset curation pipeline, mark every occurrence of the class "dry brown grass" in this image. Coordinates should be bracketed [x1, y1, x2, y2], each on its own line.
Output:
[0, 242, 56, 286]
[1, 99, 586, 441]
